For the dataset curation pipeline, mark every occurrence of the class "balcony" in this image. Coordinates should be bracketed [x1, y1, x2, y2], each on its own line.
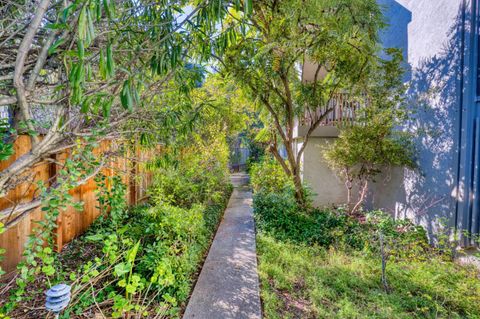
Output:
[296, 93, 364, 138]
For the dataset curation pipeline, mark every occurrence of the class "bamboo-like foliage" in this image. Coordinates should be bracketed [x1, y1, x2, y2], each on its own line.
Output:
[0, 0, 252, 218]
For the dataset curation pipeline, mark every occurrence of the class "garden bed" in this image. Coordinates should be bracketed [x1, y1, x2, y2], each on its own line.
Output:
[0, 186, 232, 319]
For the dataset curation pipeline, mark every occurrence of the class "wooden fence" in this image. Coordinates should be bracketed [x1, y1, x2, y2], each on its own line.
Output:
[0, 136, 157, 273]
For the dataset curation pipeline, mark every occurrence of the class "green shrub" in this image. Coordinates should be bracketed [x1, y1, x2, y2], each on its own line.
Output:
[253, 190, 363, 248]
[250, 157, 292, 194]
[364, 210, 430, 261]
[10, 144, 234, 318]
[253, 189, 430, 256]
[149, 139, 230, 208]
[59, 186, 232, 318]
[323, 49, 416, 214]
[128, 203, 209, 302]
[149, 161, 229, 207]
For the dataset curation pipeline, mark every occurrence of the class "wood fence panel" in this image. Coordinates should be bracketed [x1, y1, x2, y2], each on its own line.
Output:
[0, 136, 51, 210]
[0, 136, 51, 272]
[0, 137, 157, 273]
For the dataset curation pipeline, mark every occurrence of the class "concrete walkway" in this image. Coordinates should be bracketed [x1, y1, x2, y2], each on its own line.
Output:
[183, 173, 262, 319]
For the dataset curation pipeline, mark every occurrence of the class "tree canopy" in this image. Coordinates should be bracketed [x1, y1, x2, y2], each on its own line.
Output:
[216, 0, 386, 203]
[0, 0, 251, 209]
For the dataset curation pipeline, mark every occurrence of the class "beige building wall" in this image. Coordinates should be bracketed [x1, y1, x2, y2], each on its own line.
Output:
[301, 137, 348, 207]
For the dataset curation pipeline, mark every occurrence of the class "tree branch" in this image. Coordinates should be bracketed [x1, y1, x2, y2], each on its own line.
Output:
[295, 77, 343, 164]
[0, 96, 17, 106]
[13, 0, 51, 146]
[269, 140, 292, 176]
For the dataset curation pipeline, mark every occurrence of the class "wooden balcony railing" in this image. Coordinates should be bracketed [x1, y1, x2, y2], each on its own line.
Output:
[301, 93, 365, 127]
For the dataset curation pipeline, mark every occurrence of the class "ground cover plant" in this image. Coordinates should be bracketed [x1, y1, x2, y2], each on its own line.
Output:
[257, 235, 480, 319]
[252, 158, 480, 319]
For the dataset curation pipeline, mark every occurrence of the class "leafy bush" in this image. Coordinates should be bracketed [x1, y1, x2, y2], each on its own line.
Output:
[149, 135, 230, 208]
[58, 184, 232, 318]
[254, 189, 430, 256]
[324, 49, 416, 214]
[90, 202, 214, 304]
[364, 210, 430, 261]
[250, 157, 292, 194]
[253, 190, 363, 248]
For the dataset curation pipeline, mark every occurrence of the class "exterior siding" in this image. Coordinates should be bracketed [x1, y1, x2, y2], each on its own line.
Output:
[299, 0, 480, 242]
[370, 0, 466, 239]
[302, 137, 349, 207]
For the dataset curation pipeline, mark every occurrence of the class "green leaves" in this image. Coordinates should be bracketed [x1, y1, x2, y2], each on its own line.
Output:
[85, 233, 105, 242]
[69, 61, 85, 104]
[48, 38, 66, 55]
[114, 262, 130, 277]
[61, 3, 76, 23]
[77, 40, 85, 60]
[78, 5, 96, 45]
[80, 93, 114, 118]
[120, 79, 140, 111]
[0, 120, 14, 162]
[150, 42, 182, 76]
[102, 96, 114, 117]
[127, 241, 140, 264]
[120, 80, 133, 111]
[41, 265, 55, 276]
[99, 48, 107, 79]
[87, 6, 96, 41]
[103, 0, 115, 19]
[97, 42, 115, 80]
[78, 6, 87, 41]
[243, 0, 253, 15]
[106, 43, 115, 77]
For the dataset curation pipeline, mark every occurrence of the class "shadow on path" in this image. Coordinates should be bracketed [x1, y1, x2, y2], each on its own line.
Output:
[183, 173, 262, 319]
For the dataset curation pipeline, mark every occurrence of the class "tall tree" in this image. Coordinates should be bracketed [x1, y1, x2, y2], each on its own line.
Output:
[218, 0, 384, 204]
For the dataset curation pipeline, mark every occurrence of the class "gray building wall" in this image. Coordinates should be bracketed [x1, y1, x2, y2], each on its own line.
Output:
[369, 0, 465, 237]
[302, 137, 349, 207]
[299, 0, 480, 241]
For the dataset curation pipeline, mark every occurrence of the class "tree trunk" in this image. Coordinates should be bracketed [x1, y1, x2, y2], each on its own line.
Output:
[379, 231, 390, 293]
[351, 179, 368, 215]
[344, 168, 353, 210]
[269, 143, 306, 206]
[292, 171, 305, 206]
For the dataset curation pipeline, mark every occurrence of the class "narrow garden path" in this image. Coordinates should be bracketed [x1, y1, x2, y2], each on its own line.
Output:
[183, 173, 262, 319]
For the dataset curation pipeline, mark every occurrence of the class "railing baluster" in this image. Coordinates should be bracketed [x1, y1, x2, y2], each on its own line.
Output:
[300, 93, 365, 128]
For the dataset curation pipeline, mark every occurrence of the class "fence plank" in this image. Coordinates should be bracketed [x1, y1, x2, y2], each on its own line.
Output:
[0, 137, 157, 273]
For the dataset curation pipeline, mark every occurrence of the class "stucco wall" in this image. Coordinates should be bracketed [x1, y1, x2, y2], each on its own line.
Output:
[302, 137, 348, 207]
[300, 1, 467, 239]
[369, 0, 464, 237]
